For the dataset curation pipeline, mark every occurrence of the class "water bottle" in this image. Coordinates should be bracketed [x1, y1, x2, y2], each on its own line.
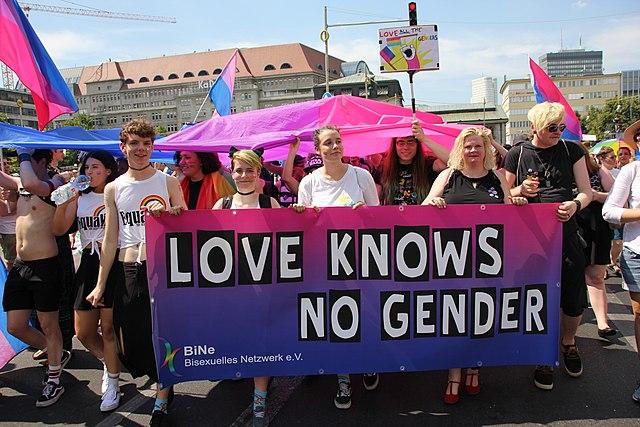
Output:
[51, 175, 91, 205]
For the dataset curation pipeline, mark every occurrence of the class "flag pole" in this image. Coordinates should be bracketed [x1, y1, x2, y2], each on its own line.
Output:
[193, 94, 211, 123]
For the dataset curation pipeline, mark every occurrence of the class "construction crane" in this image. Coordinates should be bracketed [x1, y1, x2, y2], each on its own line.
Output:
[1, 3, 176, 89]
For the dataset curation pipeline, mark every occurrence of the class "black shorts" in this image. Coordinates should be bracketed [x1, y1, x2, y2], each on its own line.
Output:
[74, 248, 119, 310]
[561, 231, 588, 317]
[112, 261, 158, 381]
[576, 204, 613, 266]
[2, 257, 61, 312]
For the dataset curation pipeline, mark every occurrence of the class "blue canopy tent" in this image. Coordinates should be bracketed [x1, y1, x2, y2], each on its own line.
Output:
[0, 122, 175, 163]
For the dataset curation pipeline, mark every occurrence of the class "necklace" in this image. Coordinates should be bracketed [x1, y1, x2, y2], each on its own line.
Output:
[237, 190, 255, 196]
[531, 149, 552, 187]
[129, 163, 152, 171]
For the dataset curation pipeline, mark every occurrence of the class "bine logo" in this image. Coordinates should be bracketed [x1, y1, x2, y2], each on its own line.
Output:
[159, 338, 182, 377]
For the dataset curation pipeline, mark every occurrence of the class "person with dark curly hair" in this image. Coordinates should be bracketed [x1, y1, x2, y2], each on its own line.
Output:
[174, 151, 235, 210]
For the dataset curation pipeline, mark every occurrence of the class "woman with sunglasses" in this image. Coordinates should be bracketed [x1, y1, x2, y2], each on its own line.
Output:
[504, 102, 592, 391]
[213, 148, 279, 427]
[380, 121, 449, 205]
[423, 127, 527, 404]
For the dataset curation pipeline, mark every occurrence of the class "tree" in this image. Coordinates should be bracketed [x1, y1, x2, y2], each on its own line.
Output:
[583, 97, 640, 140]
[0, 112, 8, 123]
[62, 112, 94, 130]
[155, 125, 168, 137]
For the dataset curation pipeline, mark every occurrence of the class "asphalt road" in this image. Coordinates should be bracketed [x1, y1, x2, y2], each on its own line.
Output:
[1, 278, 639, 426]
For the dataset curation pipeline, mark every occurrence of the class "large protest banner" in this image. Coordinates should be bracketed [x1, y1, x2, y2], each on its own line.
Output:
[146, 204, 562, 387]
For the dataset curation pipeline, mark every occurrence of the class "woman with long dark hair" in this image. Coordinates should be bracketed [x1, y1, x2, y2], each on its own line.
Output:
[52, 150, 121, 412]
[380, 121, 449, 205]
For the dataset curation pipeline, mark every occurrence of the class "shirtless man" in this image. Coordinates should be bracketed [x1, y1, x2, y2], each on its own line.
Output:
[86, 119, 185, 426]
[0, 149, 71, 407]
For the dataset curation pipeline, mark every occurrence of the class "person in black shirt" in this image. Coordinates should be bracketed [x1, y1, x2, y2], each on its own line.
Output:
[503, 102, 592, 391]
[424, 127, 527, 404]
[380, 121, 449, 205]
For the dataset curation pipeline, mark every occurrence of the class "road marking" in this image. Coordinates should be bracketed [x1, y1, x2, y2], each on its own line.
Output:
[94, 388, 156, 427]
[607, 288, 637, 352]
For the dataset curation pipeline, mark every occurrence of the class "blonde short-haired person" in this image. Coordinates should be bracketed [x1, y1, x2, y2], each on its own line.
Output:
[423, 127, 527, 404]
[503, 102, 592, 391]
[602, 118, 640, 403]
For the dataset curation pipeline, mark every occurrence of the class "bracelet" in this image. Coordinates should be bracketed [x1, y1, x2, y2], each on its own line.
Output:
[18, 153, 31, 163]
[573, 199, 582, 211]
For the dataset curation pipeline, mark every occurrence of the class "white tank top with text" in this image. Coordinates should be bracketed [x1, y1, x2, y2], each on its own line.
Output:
[114, 170, 169, 249]
[77, 191, 106, 254]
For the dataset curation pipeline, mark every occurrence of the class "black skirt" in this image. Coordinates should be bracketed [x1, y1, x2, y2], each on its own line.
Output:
[74, 248, 118, 310]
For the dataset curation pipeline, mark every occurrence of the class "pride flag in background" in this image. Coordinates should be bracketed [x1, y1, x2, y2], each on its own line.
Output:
[208, 50, 238, 116]
[0, 0, 78, 129]
[0, 260, 27, 369]
[529, 57, 582, 141]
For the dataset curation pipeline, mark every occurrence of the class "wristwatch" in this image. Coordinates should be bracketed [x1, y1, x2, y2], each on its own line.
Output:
[573, 199, 582, 211]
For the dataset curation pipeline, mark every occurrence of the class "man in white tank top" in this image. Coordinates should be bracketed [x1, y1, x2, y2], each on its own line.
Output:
[86, 119, 185, 425]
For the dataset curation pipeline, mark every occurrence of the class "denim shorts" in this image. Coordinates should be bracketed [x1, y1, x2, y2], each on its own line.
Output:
[620, 247, 640, 293]
[613, 227, 624, 241]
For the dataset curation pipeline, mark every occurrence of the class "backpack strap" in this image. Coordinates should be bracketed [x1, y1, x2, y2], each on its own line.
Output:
[516, 145, 524, 185]
[258, 193, 272, 209]
[221, 197, 232, 209]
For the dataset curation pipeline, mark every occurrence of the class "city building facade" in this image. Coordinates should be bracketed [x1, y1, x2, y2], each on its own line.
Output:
[623, 70, 640, 97]
[0, 88, 37, 129]
[500, 72, 622, 144]
[57, 44, 344, 131]
[313, 64, 403, 105]
[539, 49, 603, 77]
[470, 77, 498, 105]
[418, 102, 508, 145]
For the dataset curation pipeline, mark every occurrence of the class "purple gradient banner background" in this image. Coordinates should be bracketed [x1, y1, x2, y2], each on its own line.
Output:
[146, 204, 562, 387]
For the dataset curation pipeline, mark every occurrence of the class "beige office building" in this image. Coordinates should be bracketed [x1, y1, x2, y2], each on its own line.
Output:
[500, 73, 621, 143]
[58, 43, 344, 131]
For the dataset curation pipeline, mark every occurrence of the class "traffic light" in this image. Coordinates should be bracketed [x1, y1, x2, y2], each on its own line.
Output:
[408, 2, 417, 26]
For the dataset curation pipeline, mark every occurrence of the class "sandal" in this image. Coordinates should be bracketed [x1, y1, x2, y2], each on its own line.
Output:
[444, 379, 461, 404]
[465, 368, 480, 395]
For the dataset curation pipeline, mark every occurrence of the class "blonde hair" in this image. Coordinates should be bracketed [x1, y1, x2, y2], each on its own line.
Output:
[230, 149, 262, 171]
[527, 102, 565, 132]
[447, 128, 495, 171]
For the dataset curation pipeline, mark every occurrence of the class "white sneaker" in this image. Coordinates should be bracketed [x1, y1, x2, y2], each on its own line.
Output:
[101, 365, 109, 394]
[100, 384, 120, 412]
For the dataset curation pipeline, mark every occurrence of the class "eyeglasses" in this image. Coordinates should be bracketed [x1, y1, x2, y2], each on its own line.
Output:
[396, 140, 417, 147]
[546, 123, 566, 133]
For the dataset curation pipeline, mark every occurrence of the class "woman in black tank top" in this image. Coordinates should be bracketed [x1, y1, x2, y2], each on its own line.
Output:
[212, 148, 279, 425]
[422, 127, 528, 405]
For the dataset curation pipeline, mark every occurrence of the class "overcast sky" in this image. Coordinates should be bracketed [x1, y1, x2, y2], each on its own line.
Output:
[19, 0, 640, 105]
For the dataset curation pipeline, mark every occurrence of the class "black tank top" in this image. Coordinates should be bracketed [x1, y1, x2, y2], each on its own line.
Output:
[443, 170, 504, 205]
[221, 193, 272, 209]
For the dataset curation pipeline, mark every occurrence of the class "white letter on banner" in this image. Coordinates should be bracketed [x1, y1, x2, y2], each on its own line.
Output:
[361, 234, 388, 278]
[478, 227, 502, 275]
[474, 292, 495, 335]
[241, 236, 271, 281]
[300, 297, 324, 339]
[434, 230, 470, 276]
[416, 294, 435, 334]
[442, 294, 466, 334]
[169, 237, 191, 283]
[382, 294, 408, 338]
[280, 236, 301, 279]
[331, 233, 353, 276]
[200, 237, 233, 283]
[396, 232, 427, 278]
[525, 289, 545, 332]
[331, 296, 359, 339]
[501, 291, 519, 330]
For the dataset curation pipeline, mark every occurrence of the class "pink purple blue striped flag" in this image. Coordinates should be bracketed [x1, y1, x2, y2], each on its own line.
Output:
[208, 50, 237, 116]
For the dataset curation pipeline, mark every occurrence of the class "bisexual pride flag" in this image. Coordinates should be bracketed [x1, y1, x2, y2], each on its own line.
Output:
[529, 58, 582, 141]
[0, 0, 78, 129]
[208, 49, 238, 116]
[0, 260, 27, 369]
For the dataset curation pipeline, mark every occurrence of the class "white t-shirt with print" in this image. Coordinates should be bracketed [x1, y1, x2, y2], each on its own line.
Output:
[297, 165, 379, 207]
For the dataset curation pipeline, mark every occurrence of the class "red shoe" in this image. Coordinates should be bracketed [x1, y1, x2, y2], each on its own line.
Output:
[444, 380, 460, 404]
[464, 369, 480, 395]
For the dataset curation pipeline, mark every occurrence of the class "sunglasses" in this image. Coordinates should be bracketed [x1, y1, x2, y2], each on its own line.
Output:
[546, 123, 566, 133]
[396, 140, 417, 147]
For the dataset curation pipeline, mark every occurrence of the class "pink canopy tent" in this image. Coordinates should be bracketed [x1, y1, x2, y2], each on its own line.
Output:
[156, 95, 470, 161]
